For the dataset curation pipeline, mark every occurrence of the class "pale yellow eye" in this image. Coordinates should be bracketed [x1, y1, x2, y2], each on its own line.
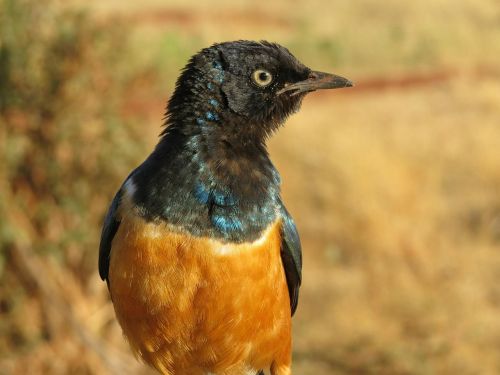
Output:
[252, 69, 273, 87]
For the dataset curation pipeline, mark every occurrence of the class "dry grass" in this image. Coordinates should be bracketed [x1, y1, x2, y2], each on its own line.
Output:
[2, 0, 500, 374]
[273, 77, 500, 374]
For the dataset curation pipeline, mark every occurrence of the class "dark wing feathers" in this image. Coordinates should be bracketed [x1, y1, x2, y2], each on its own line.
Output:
[99, 169, 139, 282]
[279, 202, 302, 315]
[98, 188, 123, 282]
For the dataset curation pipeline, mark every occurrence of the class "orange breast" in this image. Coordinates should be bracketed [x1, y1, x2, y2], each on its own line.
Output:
[108, 201, 291, 375]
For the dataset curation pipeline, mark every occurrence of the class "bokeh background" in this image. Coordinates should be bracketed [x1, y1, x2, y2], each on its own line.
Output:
[1, 0, 500, 373]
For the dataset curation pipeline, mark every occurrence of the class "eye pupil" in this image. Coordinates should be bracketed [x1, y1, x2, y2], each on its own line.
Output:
[259, 72, 268, 81]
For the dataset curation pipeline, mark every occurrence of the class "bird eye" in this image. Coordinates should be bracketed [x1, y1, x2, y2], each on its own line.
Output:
[252, 69, 273, 87]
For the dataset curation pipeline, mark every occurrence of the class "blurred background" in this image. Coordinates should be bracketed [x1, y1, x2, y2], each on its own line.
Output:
[1, 0, 500, 373]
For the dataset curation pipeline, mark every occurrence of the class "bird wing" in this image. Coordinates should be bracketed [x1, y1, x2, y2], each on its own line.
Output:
[98, 187, 123, 283]
[99, 168, 140, 283]
[279, 201, 302, 315]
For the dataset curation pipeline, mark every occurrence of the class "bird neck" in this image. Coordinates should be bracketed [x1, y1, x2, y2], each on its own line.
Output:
[155, 125, 279, 197]
[131, 125, 281, 243]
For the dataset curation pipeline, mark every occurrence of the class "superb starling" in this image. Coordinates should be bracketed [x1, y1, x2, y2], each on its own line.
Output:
[99, 40, 352, 375]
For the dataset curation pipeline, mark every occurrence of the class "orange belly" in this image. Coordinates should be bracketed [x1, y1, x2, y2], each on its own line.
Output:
[108, 206, 291, 375]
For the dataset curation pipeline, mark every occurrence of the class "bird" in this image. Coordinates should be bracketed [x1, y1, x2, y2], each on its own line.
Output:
[98, 40, 352, 375]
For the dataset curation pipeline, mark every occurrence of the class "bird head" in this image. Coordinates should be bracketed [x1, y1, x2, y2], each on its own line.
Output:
[165, 40, 352, 144]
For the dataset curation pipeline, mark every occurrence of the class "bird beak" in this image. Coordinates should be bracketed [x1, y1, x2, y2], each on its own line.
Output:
[277, 71, 353, 96]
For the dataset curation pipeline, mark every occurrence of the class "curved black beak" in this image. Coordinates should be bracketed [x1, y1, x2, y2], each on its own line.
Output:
[278, 71, 353, 96]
